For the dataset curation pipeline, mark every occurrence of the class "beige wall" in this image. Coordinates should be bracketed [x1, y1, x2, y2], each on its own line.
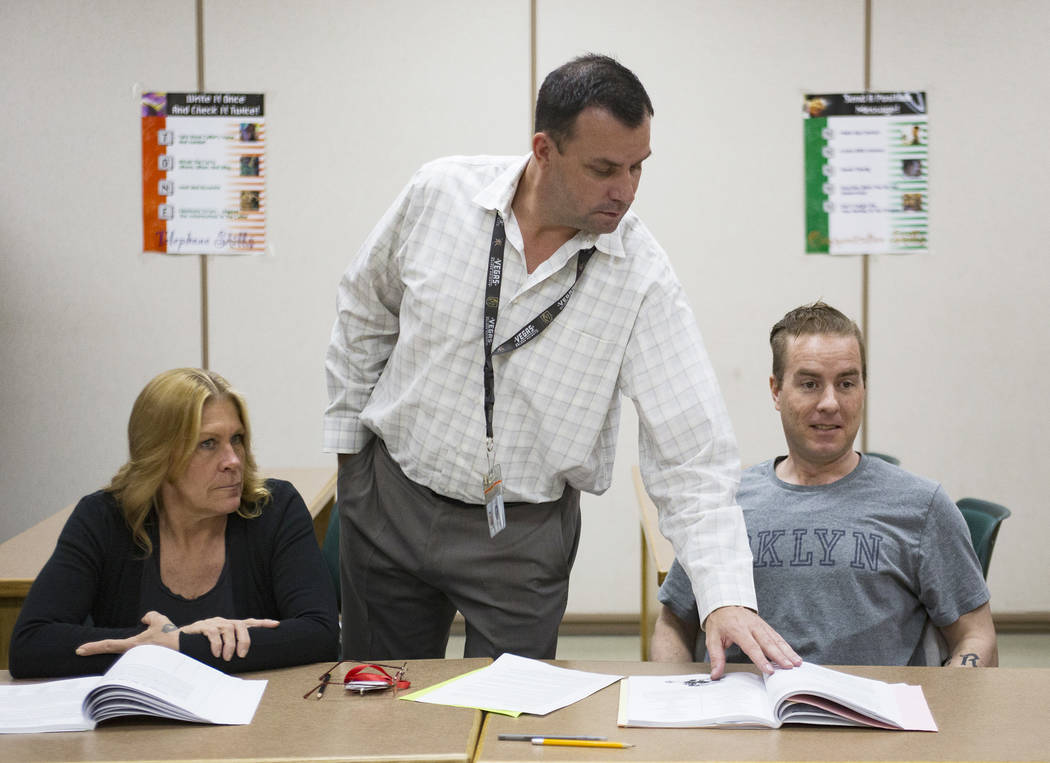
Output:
[1, 0, 1046, 617]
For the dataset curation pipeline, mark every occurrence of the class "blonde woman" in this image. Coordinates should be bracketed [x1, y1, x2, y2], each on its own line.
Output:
[10, 369, 338, 678]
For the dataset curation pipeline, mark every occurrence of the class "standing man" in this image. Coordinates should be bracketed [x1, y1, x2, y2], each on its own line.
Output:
[652, 302, 997, 667]
[324, 54, 799, 675]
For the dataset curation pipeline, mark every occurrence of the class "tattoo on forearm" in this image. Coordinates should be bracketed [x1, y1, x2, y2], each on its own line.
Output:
[161, 623, 178, 633]
[960, 653, 979, 666]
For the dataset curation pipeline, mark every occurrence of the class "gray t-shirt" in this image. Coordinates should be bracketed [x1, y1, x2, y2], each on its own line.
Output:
[658, 454, 989, 665]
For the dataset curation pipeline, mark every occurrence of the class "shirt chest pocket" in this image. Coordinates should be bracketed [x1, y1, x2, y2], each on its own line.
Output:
[497, 320, 624, 434]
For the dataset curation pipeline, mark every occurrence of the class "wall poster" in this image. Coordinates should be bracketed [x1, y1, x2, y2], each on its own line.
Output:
[803, 92, 927, 255]
[141, 92, 266, 255]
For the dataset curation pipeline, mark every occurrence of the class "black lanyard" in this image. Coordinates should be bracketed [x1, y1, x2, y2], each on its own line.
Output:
[482, 211, 595, 440]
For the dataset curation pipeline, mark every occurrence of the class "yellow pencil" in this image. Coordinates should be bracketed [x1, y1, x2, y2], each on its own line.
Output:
[532, 738, 634, 749]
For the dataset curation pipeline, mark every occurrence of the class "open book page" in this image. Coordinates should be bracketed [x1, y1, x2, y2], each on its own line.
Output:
[87, 644, 267, 725]
[763, 662, 937, 731]
[402, 653, 621, 716]
[777, 695, 900, 728]
[0, 676, 100, 733]
[618, 672, 777, 728]
[617, 663, 938, 731]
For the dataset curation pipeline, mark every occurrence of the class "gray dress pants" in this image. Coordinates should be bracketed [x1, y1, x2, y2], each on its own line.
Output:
[338, 438, 581, 660]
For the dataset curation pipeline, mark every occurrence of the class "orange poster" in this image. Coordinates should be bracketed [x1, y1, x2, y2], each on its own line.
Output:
[140, 92, 266, 254]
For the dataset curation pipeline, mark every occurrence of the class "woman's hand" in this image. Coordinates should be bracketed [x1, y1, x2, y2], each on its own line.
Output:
[75, 611, 280, 661]
[179, 615, 280, 661]
[75, 611, 181, 656]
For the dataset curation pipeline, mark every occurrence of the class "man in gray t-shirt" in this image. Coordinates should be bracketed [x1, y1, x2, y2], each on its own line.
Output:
[652, 302, 998, 667]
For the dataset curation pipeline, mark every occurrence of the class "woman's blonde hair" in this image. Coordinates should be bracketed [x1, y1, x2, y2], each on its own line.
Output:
[106, 368, 270, 554]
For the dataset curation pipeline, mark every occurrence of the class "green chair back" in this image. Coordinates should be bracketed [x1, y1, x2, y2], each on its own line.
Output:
[956, 497, 1011, 579]
[864, 451, 901, 466]
[322, 511, 341, 602]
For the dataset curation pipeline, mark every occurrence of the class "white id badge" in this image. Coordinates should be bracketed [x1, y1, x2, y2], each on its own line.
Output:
[483, 464, 506, 538]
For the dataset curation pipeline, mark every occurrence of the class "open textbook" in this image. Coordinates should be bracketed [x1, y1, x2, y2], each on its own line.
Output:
[0, 644, 267, 734]
[618, 661, 937, 731]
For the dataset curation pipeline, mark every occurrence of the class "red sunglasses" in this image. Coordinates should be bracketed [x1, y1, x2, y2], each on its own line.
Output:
[304, 660, 411, 699]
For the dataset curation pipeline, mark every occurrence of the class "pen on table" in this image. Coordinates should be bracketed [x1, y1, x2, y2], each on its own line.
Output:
[499, 734, 608, 742]
[532, 739, 633, 749]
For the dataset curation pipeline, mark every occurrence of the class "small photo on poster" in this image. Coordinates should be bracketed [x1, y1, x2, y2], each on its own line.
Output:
[902, 193, 924, 212]
[142, 91, 166, 117]
[240, 155, 260, 176]
[902, 158, 923, 178]
[240, 190, 260, 211]
[901, 124, 924, 145]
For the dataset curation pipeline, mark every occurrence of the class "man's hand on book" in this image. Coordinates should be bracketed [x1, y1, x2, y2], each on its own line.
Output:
[703, 606, 801, 680]
[75, 610, 279, 662]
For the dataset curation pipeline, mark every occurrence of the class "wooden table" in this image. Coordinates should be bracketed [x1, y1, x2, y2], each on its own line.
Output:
[4, 657, 1048, 761]
[476, 660, 1050, 761]
[0, 466, 336, 669]
[0, 657, 486, 762]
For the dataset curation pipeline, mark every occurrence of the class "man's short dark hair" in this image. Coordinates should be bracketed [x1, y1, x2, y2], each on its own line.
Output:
[770, 301, 867, 386]
[535, 54, 654, 150]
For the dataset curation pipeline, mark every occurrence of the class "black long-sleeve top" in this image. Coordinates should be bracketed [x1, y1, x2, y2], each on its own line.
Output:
[9, 479, 338, 678]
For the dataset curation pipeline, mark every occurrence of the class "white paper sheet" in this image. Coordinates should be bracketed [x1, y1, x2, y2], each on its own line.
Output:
[403, 653, 621, 716]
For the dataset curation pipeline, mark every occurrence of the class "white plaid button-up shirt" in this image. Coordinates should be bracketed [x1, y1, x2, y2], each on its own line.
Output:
[324, 154, 756, 620]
